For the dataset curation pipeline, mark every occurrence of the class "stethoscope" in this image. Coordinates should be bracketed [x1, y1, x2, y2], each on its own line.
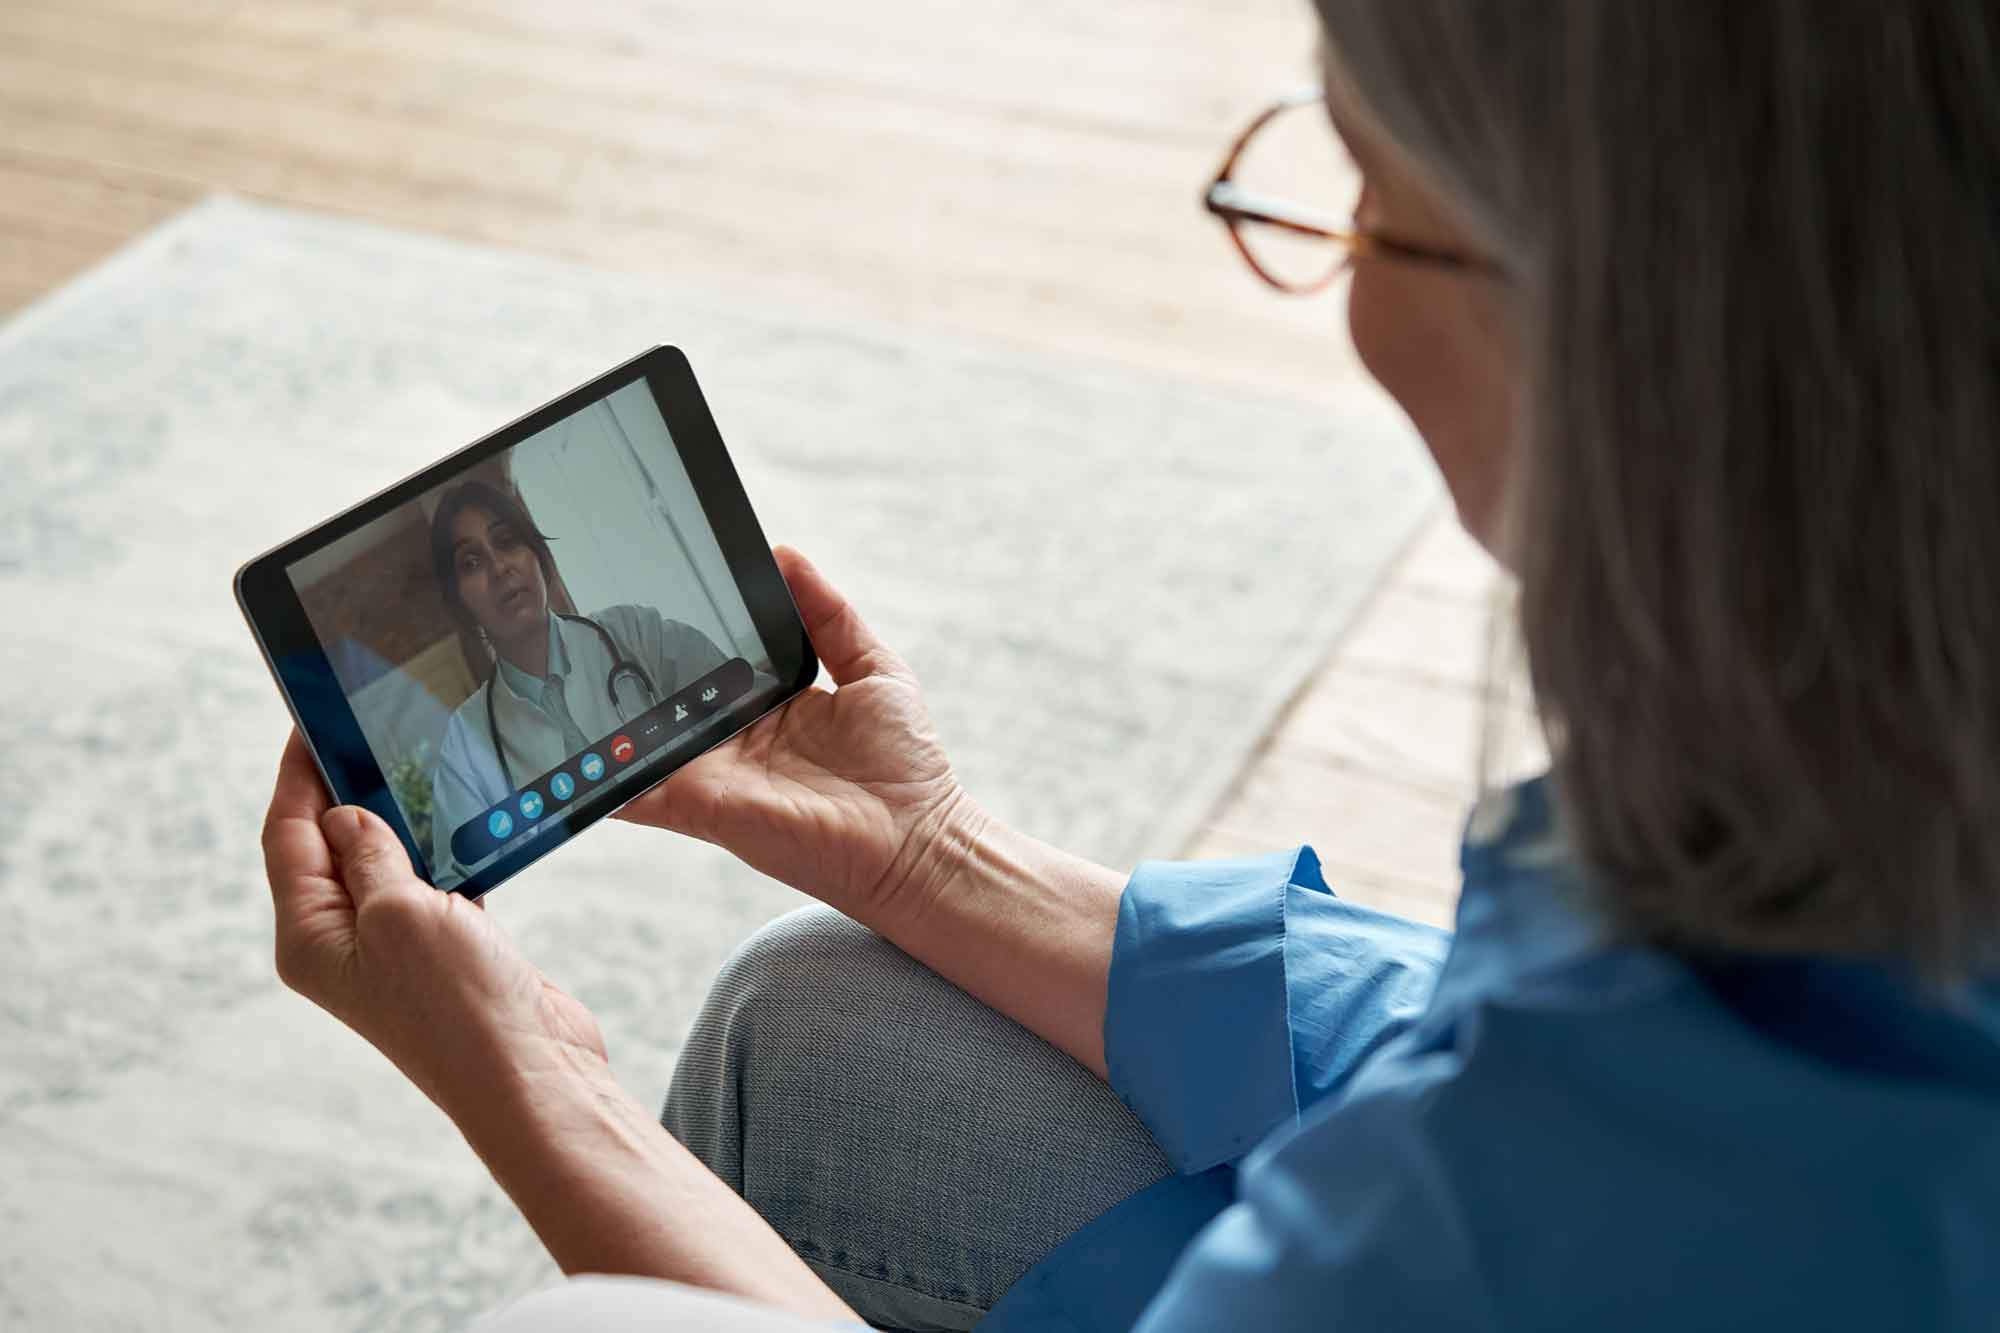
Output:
[485, 612, 659, 788]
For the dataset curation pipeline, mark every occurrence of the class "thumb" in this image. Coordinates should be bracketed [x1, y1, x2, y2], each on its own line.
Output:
[773, 545, 910, 689]
[320, 806, 420, 908]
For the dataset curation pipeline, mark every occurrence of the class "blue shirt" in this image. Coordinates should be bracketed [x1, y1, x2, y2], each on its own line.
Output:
[984, 776, 2000, 1331]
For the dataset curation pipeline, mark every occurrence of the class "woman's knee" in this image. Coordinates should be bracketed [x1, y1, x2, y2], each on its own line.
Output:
[671, 903, 914, 1072]
[661, 903, 1172, 1325]
[661, 905, 914, 1170]
[664, 899, 1169, 1192]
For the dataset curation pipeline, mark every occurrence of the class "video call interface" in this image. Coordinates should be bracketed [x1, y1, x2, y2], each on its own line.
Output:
[287, 379, 775, 890]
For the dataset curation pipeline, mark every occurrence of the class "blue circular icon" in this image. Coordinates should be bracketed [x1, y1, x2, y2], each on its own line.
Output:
[518, 790, 544, 820]
[549, 772, 575, 801]
[487, 809, 514, 839]
[579, 752, 606, 782]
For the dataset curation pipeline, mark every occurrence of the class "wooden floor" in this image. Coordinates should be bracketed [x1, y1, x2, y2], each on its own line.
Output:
[1, 0, 1519, 927]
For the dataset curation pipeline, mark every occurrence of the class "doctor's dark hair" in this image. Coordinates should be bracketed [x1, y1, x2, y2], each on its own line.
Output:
[1316, 3, 2000, 978]
[427, 480, 558, 623]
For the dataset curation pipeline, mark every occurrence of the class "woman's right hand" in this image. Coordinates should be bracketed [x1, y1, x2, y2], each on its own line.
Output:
[615, 547, 984, 930]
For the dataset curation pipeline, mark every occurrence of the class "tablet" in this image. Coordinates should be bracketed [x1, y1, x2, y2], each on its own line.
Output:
[235, 346, 816, 898]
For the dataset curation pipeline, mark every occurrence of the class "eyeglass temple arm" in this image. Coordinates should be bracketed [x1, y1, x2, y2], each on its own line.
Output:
[1204, 87, 1501, 277]
[1204, 180, 1351, 241]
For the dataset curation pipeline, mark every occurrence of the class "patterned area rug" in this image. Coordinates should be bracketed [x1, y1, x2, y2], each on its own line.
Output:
[0, 196, 1435, 1331]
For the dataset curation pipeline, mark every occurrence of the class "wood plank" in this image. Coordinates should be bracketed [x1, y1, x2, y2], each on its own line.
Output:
[1271, 665, 1492, 802]
[0, 147, 203, 241]
[270, 0, 1319, 130]
[1178, 508, 1534, 916]
[0, 0, 1356, 405]
[0, 225, 129, 314]
[0, 274, 57, 314]
[0, 3, 1303, 253]
[1180, 824, 1456, 928]
[1396, 510, 1504, 604]
[1334, 584, 1497, 693]
[1198, 749, 1468, 891]
[0, 35, 1240, 308]
[0, 112, 1358, 405]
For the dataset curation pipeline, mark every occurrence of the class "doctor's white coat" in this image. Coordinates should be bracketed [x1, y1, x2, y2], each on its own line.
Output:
[427, 604, 729, 888]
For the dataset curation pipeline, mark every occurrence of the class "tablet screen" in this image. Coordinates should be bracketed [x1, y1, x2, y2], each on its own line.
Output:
[282, 376, 776, 890]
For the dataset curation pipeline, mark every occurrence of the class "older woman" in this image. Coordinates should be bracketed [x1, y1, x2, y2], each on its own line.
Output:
[260, 4, 1999, 1331]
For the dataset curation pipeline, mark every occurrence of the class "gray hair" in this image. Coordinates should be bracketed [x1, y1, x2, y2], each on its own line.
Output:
[1315, 2, 2000, 978]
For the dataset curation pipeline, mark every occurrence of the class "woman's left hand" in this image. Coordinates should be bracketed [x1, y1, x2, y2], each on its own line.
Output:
[260, 730, 607, 1116]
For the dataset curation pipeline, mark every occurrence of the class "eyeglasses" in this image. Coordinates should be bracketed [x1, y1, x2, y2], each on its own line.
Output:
[1203, 88, 1500, 294]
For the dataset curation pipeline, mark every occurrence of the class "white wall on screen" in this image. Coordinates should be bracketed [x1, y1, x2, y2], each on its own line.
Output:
[510, 382, 765, 667]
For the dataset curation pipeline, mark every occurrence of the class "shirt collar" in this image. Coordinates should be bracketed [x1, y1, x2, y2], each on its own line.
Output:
[494, 614, 571, 701]
[1428, 773, 1671, 1015]
[1439, 776, 2000, 1037]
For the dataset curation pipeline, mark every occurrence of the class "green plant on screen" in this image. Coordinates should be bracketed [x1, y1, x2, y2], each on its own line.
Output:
[384, 741, 436, 858]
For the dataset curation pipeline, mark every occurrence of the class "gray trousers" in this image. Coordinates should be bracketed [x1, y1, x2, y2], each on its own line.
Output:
[662, 905, 1174, 1332]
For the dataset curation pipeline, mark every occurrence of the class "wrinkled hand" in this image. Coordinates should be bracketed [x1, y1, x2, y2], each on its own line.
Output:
[262, 732, 607, 1112]
[616, 547, 980, 929]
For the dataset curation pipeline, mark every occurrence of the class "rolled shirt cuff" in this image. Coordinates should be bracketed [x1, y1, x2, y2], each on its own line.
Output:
[1104, 847, 1317, 1174]
[1104, 846, 1451, 1176]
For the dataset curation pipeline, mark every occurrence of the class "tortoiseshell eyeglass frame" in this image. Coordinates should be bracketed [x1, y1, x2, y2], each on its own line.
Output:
[1203, 87, 1503, 294]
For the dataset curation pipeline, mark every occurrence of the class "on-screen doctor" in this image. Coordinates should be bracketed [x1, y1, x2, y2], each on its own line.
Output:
[426, 480, 727, 888]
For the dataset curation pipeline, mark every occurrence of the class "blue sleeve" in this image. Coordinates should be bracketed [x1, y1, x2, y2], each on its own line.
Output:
[1102, 846, 1450, 1175]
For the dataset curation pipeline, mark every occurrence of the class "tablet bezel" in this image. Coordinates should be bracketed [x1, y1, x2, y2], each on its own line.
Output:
[234, 345, 817, 898]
